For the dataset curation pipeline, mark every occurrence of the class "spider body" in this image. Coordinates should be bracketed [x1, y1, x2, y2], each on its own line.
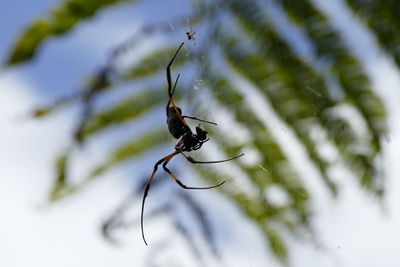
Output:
[186, 31, 196, 41]
[175, 127, 208, 152]
[167, 106, 185, 139]
[141, 42, 244, 245]
[167, 103, 209, 150]
[186, 26, 197, 42]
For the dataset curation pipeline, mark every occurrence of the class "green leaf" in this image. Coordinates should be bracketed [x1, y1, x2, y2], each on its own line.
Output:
[216, 35, 339, 195]
[88, 127, 170, 179]
[50, 128, 170, 201]
[193, 165, 291, 262]
[277, 0, 386, 149]
[122, 46, 188, 80]
[49, 149, 75, 201]
[205, 75, 312, 222]
[6, 0, 135, 65]
[81, 87, 180, 139]
[265, 228, 288, 262]
[345, 0, 400, 68]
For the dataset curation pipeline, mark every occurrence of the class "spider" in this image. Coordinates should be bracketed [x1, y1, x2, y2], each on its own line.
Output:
[141, 42, 244, 245]
[186, 26, 197, 43]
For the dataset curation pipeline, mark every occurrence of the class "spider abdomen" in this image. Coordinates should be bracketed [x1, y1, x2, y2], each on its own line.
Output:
[167, 107, 186, 138]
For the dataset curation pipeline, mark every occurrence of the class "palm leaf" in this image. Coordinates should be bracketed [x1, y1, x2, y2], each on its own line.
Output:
[8, 0, 392, 262]
[6, 0, 137, 65]
[345, 0, 400, 67]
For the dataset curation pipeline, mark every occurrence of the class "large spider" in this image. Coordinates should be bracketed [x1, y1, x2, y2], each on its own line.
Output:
[141, 42, 244, 245]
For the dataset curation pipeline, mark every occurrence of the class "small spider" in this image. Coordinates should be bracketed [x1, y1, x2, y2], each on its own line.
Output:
[141, 42, 244, 245]
[186, 26, 197, 42]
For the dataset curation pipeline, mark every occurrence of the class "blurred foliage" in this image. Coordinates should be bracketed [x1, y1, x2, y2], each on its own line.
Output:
[6, 0, 395, 264]
[345, 0, 400, 67]
[6, 0, 136, 64]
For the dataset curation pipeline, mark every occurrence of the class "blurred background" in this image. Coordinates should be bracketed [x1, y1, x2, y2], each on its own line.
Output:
[1, 0, 400, 266]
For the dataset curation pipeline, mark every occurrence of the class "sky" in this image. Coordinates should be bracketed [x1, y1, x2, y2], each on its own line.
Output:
[1, 0, 400, 266]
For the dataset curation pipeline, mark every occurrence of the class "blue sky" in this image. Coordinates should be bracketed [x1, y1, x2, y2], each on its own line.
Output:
[1, 0, 400, 266]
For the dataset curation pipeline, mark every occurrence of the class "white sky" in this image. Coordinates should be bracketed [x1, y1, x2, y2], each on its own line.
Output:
[1, 0, 400, 266]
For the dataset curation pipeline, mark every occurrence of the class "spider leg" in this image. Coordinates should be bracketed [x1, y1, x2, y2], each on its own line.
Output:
[167, 42, 184, 97]
[141, 151, 180, 246]
[166, 42, 188, 127]
[181, 152, 244, 164]
[181, 115, 217, 125]
[162, 156, 225, 189]
[166, 74, 180, 116]
[171, 73, 180, 98]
